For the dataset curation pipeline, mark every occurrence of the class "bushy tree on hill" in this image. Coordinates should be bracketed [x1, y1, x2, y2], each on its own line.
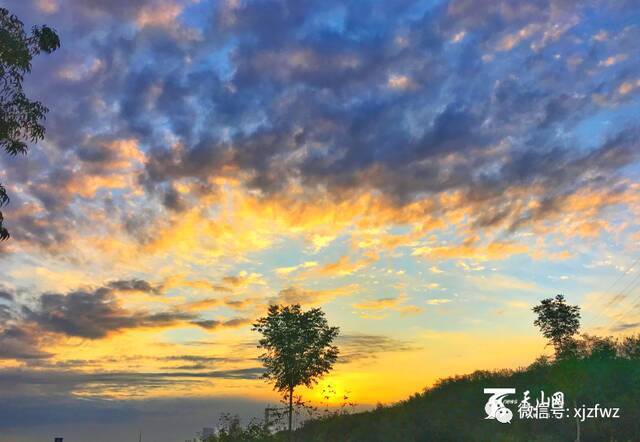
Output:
[532, 294, 581, 359]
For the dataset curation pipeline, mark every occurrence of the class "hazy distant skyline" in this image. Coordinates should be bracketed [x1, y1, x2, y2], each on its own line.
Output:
[1, 0, 640, 440]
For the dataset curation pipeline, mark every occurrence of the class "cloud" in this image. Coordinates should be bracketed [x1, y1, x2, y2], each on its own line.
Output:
[161, 275, 234, 293]
[412, 239, 528, 261]
[136, 1, 186, 29]
[352, 294, 423, 317]
[107, 279, 161, 294]
[0, 366, 264, 402]
[24, 288, 196, 339]
[387, 74, 415, 90]
[0, 324, 53, 360]
[177, 295, 262, 313]
[275, 284, 359, 306]
[336, 334, 419, 364]
[425, 298, 452, 306]
[0, 395, 269, 442]
[1, 0, 636, 266]
[160, 354, 244, 364]
[352, 297, 399, 310]
[611, 322, 640, 332]
[191, 317, 252, 330]
[274, 261, 318, 276]
[178, 298, 221, 311]
[35, 0, 59, 13]
[0, 279, 212, 355]
[314, 254, 378, 277]
[0, 0, 638, 436]
[223, 296, 262, 311]
[221, 272, 265, 287]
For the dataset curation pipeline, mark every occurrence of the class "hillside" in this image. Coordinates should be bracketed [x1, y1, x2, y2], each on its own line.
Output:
[293, 356, 640, 441]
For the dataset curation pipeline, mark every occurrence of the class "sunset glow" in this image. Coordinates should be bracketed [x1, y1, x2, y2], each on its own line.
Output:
[1, 0, 640, 440]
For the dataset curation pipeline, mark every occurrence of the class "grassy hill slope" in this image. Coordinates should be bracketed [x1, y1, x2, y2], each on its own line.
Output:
[293, 356, 640, 441]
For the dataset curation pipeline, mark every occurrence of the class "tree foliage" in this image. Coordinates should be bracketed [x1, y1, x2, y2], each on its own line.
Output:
[533, 294, 581, 359]
[201, 414, 275, 442]
[0, 7, 59, 240]
[618, 334, 640, 360]
[253, 304, 339, 435]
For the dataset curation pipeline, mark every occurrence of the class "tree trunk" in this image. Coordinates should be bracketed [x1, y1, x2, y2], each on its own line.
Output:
[288, 386, 294, 440]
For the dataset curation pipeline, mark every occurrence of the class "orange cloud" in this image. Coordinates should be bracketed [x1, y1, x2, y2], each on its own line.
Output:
[136, 1, 185, 28]
[179, 298, 221, 312]
[314, 254, 378, 277]
[352, 294, 423, 317]
[276, 284, 359, 306]
[412, 240, 528, 261]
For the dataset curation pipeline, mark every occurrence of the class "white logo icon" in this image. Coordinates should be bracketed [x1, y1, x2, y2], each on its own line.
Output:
[484, 388, 515, 424]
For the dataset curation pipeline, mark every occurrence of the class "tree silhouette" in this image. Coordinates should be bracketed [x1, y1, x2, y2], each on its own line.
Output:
[533, 294, 581, 359]
[252, 304, 339, 438]
[0, 7, 60, 240]
[619, 334, 640, 359]
[201, 413, 273, 442]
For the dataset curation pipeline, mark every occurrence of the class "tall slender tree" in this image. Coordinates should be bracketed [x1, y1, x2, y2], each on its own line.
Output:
[0, 7, 60, 239]
[253, 304, 339, 438]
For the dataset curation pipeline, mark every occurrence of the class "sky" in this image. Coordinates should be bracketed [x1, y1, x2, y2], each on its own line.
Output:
[1, 0, 640, 440]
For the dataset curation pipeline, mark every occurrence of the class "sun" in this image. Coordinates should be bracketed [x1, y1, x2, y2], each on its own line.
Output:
[310, 378, 351, 406]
